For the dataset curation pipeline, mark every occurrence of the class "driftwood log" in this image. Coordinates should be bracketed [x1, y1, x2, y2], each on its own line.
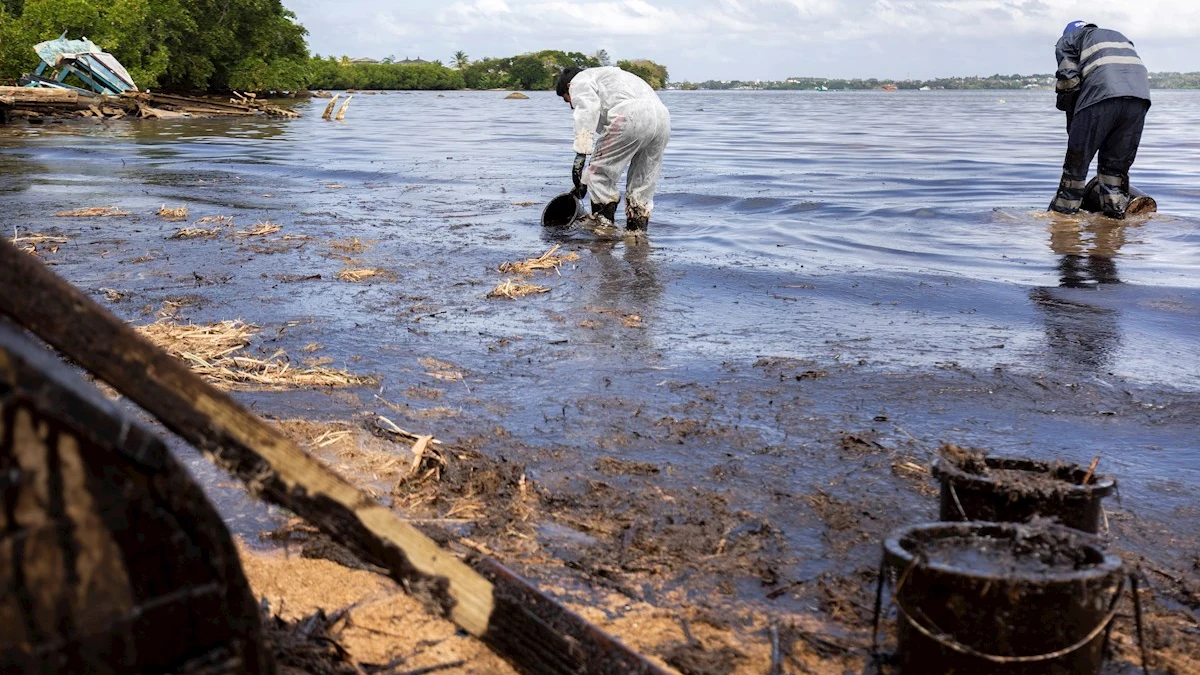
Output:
[0, 87, 298, 121]
[0, 318, 272, 674]
[0, 239, 667, 674]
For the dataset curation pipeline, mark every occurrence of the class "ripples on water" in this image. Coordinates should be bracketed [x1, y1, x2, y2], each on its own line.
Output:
[2, 88, 1198, 544]
[2, 91, 1200, 384]
[2, 90, 1197, 385]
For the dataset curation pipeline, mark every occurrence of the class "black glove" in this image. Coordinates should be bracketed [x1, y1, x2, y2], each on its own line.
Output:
[571, 153, 587, 198]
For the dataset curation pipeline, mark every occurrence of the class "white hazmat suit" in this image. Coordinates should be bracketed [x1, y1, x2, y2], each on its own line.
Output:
[569, 67, 671, 228]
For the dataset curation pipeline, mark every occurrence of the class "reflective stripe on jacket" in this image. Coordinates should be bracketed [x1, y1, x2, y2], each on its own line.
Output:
[1055, 27, 1151, 113]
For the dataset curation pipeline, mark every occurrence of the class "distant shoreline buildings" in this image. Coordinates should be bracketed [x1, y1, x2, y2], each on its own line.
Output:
[672, 72, 1200, 91]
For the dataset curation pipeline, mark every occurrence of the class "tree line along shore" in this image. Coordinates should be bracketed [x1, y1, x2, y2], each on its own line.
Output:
[0, 1, 1193, 95]
[0, 1, 667, 93]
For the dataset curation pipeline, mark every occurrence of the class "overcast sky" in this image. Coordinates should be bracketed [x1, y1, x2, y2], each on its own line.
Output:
[283, 0, 1199, 82]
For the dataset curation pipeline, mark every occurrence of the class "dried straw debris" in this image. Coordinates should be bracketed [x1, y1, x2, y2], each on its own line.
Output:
[497, 244, 579, 276]
[328, 237, 370, 254]
[10, 229, 69, 245]
[487, 278, 549, 299]
[418, 357, 466, 382]
[336, 268, 388, 283]
[158, 205, 189, 221]
[10, 228, 68, 256]
[137, 319, 374, 391]
[197, 215, 235, 225]
[171, 227, 221, 240]
[101, 288, 127, 303]
[54, 206, 131, 217]
[236, 221, 283, 237]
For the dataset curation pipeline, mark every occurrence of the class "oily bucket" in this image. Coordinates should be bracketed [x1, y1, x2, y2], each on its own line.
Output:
[881, 521, 1124, 675]
[932, 451, 1116, 534]
[541, 192, 585, 227]
[1080, 178, 1157, 215]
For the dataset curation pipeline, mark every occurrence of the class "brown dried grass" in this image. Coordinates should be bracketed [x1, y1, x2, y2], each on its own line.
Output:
[54, 206, 130, 217]
[328, 237, 370, 254]
[171, 227, 220, 240]
[197, 215, 235, 225]
[336, 267, 388, 282]
[10, 229, 69, 245]
[487, 278, 549, 299]
[497, 244, 579, 276]
[237, 221, 282, 237]
[158, 205, 189, 221]
[9, 229, 67, 256]
[137, 319, 374, 391]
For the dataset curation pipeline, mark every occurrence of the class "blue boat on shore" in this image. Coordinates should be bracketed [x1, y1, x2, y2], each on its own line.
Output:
[22, 33, 138, 96]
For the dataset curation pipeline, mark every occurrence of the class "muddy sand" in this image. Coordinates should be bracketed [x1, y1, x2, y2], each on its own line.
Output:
[11, 209, 1199, 674]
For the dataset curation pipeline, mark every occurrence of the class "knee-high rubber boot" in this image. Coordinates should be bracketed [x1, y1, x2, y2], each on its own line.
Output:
[625, 203, 650, 231]
[591, 200, 618, 225]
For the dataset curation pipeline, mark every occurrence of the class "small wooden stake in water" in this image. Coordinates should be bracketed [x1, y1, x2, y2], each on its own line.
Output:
[321, 94, 340, 120]
[335, 95, 352, 121]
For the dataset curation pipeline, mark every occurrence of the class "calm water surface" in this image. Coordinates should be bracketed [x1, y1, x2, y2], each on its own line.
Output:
[1, 90, 1197, 563]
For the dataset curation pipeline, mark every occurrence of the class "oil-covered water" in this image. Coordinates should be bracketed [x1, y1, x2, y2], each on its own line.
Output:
[2, 89, 1197, 582]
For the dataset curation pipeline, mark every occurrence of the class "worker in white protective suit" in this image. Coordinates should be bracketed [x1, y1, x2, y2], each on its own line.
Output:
[556, 66, 671, 231]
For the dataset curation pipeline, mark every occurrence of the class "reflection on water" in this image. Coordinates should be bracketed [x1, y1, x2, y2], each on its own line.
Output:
[1031, 216, 1130, 370]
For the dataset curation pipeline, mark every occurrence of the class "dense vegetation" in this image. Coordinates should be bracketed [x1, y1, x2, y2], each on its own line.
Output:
[0, 4, 669, 94]
[0, 0, 308, 91]
[306, 50, 671, 92]
[681, 72, 1200, 91]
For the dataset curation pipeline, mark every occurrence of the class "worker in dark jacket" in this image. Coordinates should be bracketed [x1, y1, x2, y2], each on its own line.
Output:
[1049, 20, 1151, 218]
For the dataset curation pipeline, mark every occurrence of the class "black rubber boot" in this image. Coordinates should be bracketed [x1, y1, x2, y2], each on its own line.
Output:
[591, 200, 618, 224]
[625, 204, 650, 231]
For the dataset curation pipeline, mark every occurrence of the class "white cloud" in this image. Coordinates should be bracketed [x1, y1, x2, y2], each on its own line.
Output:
[284, 0, 1200, 80]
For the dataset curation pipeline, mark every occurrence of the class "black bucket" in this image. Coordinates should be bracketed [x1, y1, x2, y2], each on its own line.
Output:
[881, 521, 1124, 674]
[1080, 178, 1157, 215]
[541, 192, 584, 227]
[932, 449, 1116, 534]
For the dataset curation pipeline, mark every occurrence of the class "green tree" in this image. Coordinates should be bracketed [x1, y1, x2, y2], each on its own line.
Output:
[616, 59, 668, 89]
[452, 50, 469, 69]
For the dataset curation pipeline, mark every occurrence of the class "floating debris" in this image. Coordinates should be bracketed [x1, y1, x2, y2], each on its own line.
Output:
[335, 268, 388, 283]
[54, 206, 130, 217]
[171, 227, 220, 240]
[328, 237, 370, 254]
[335, 96, 352, 121]
[236, 221, 282, 237]
[137, 319, 374, 391]
[487, 278, 549, 299]
[197, 215, 235, 225]
[9, 229, 68, 256]
[157, 205, 189, 221]
[419, 357, 466, 382]
[498, 244, 579, 276]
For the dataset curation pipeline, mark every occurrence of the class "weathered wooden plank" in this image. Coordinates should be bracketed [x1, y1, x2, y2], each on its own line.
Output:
[0, 239, 670, 675]
[0, 319, 272, 674]
[0, 86, 82, 104]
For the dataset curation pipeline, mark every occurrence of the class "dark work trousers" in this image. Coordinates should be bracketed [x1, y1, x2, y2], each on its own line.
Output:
[1050, 97, 1149, 215]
